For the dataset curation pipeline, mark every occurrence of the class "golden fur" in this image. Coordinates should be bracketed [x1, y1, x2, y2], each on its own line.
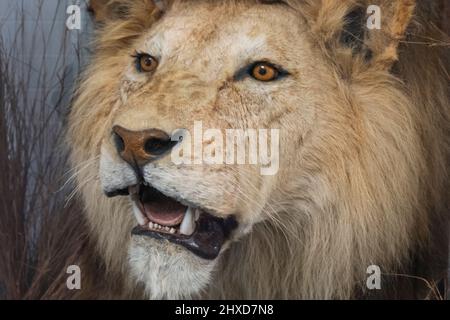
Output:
[69, 0, 450, 299]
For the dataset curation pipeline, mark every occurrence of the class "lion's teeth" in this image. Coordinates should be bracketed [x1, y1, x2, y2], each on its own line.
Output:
[180, 207, 195, 236]
[194, 208, 200, 221]
[131, 201, 147, 226]
[149, 222, 154, 229]
[170, 228, 176, 234]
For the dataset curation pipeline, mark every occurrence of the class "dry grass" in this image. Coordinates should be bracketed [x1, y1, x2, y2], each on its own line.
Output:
[0, 1, 88, 300]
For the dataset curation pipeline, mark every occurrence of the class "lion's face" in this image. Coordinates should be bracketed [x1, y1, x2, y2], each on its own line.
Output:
[90, 1, 322, 298]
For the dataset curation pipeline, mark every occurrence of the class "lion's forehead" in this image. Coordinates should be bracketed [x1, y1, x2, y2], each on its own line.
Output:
[133, 3, 305, 78]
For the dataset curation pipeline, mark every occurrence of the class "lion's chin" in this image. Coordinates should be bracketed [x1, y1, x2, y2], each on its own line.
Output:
[128, 236, 218, 299]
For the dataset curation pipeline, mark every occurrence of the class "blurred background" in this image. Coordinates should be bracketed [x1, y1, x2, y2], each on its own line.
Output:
[0, 0, 92, 299]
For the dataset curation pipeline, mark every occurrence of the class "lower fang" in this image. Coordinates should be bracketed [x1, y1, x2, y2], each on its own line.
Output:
[132, 201, 147, 226]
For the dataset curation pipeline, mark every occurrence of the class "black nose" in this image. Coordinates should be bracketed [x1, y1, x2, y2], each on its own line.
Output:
[112, 125, 177, 167]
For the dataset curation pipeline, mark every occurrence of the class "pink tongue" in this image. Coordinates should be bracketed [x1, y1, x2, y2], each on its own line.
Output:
[143, 200, 186, 227]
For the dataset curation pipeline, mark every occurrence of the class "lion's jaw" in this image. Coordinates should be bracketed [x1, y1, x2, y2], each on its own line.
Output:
[99, 145, 257, 299]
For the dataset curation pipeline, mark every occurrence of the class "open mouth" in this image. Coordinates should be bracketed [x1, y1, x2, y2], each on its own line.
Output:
[109, 184, 238, 260]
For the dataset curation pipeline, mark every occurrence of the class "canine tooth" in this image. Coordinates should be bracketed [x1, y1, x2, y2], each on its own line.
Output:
[149, 222, 154, 229]
[132, 201, 147, 226]
[170, 228, 175, 234]
[194, 208, 200, 221]
[180, 207, 195, 236]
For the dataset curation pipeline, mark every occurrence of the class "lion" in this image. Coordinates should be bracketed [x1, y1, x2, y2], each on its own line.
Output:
[68, 0, 450, 299]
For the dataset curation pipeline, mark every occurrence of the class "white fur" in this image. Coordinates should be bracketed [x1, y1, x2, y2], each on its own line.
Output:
[128, 236, 216, 299]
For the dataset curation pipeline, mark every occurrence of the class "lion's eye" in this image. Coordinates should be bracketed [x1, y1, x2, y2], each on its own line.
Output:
[250, 62, 279, 82]
[133, 52, 158, 73]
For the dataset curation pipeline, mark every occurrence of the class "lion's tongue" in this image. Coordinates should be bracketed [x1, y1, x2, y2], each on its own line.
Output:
[143, 200, 186, 227]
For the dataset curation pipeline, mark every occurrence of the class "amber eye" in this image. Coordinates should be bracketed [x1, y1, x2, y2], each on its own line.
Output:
[251, 62, 279, 82]
[134, 52, 158, 73]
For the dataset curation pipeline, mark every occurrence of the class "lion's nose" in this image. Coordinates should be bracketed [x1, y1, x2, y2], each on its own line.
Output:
[112, 125, 177, 167]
